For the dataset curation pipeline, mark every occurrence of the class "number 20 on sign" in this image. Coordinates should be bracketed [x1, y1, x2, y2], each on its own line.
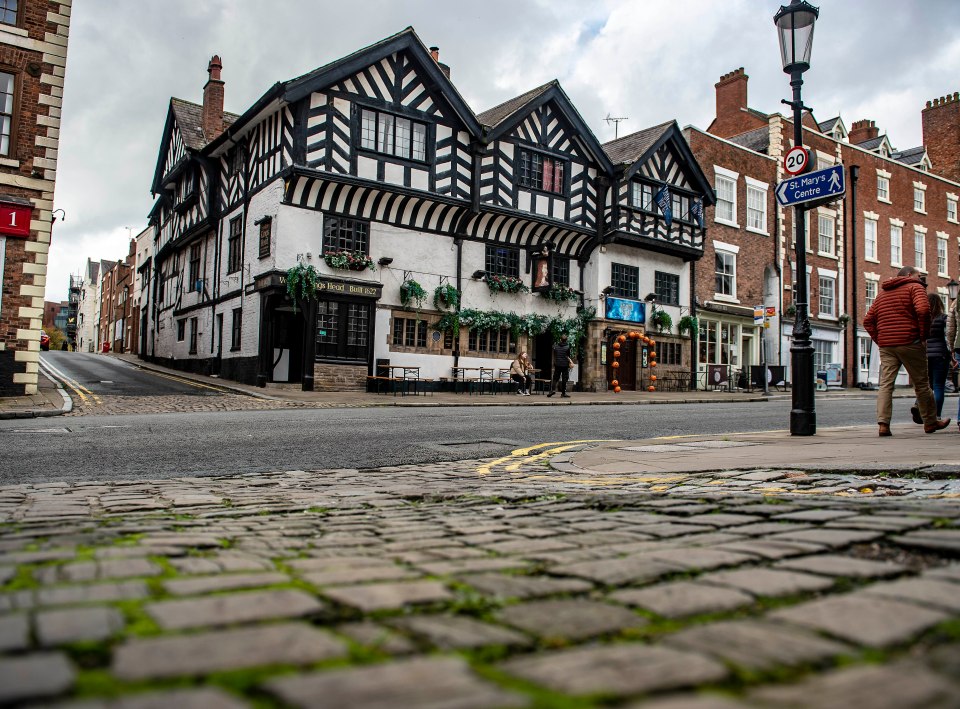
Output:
[783, 146, 810, 176]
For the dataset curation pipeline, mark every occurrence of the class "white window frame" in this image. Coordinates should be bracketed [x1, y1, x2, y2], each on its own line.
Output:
[876, 169, 891, 203]
[865, 276, 879, 311]
[913, 181, 927, 214]
[713, 240, 739, 303]
[744, 176, 768, 235]
[817, 212, 836, 257]
[889, 220, 903, 267]
[858, 335, 872, 373]
[864, 212, 879, 262]
[817, 270, 837, 318]
[713, 166, 739, 227]
[948, 193, 958, 224]
[914, 226, 927, 272]
[937, 234, 949, 277]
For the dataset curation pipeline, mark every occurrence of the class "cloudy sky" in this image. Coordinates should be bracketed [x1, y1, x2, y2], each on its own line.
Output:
[46, 0, 960, 300]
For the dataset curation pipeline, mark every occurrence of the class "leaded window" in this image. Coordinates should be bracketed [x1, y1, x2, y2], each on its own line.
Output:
[654, 271, 680, 306]
[518, 149, 565, 194]
[231, 308, 242, 350]
[392, 317, 427, 348]
[188, 318, 198, 354]
[485, 245, 519, 278]
[359, 108, 428, 162]
[610, 263, 639, 299]
[467, 328, 514, 354]
[323, 216, 369, 254]
[227, 217, 242, 274]
[552, 256, 570, 287]
[188, 243, 201, 291]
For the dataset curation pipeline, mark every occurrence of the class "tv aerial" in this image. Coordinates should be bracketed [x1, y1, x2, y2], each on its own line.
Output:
[604, 113, 628, 139]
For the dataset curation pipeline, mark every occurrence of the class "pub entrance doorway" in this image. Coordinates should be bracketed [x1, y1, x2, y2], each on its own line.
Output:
[608, 333, 638, 390]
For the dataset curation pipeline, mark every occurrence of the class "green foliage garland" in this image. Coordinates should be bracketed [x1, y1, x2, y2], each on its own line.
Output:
[544, 284, 579, 304]
[286, 263, 321, 313]
[433, 283, 460, 311]
[433, 306, 596, 356]
[485, 274, 529, 295]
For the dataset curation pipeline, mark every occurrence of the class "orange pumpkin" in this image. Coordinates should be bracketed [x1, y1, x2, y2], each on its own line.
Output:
[649, 361, 657, 368]
[630, 332, 639, 339]
[611, 361, 620, 369]
[647, 385, 656, 392]
[612, 341, 620, 350]
[649, 350, 657, 358]
[613, 350, 620, 359]
[611, 379, 619, 387]
[614, 386, 622, 393]
[649, 374, 657, 381]
[617, 335, 627, 343]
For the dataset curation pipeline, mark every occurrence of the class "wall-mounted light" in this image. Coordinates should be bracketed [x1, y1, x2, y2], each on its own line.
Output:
[600, 286, 614, 300]
[378, 256, 393, 267]
[253, 215, 272, 226]
[51, 209, 66, 224]
[471, 269, 486, 280]
[644, 292, 657, 302]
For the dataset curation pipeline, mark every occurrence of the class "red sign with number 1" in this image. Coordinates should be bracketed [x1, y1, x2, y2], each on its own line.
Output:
[0, 203, 32, 237]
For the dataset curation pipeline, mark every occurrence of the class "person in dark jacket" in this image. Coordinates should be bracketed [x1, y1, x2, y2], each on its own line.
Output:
[547, 333, 572, 398]
[863, 266, 950, 436]
[912, 292, 951, 423]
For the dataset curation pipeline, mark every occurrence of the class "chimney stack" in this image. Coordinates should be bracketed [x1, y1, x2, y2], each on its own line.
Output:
[202, 55, 225, 143]
[707, 68, 753, 138]
[848, 119, 879, 145]
[428, 45, 451, 80]
[922, 91, 960, 182]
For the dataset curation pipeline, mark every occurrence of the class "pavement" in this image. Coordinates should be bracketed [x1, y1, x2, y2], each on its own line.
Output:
[0, 367, 70, 419]
[2, 354, 959, 707]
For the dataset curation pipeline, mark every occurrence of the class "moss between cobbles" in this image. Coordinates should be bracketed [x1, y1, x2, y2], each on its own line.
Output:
[64, 639, 113, 669]
[114, 600, 162, 637]
[0, 564, 40, 591]
[469, 663, 602, 709]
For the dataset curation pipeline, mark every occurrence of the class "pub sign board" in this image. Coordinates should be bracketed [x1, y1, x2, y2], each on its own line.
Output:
[0, 202, 32, 237]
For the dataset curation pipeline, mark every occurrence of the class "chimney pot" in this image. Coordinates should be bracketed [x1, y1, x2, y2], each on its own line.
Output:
[429, 46, 439, 62]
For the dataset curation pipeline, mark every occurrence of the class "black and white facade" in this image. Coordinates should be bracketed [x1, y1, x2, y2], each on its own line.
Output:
[145, 29, 714, 392]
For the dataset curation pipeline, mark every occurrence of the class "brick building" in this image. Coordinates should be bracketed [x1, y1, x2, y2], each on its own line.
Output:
[98, 242, 133, 353]
[0, 0, 71, 395]
[700, 68, 960, 387]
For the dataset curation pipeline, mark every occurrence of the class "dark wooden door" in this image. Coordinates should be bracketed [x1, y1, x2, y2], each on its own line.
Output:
[608, 335, 637, 390]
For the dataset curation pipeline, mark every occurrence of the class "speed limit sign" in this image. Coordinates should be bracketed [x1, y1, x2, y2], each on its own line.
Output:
[784, 146, 810, 176]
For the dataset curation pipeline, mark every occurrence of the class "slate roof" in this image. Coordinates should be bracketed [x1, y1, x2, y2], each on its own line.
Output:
[601, 121, 673, 165]
[891, 146, 927, 166]
[170, 98, 240, 151]
[728, 126, 770, 154]
[476, 81, 556, 128]
[854, 135, 887, 151]
[818, 116, 842, 133]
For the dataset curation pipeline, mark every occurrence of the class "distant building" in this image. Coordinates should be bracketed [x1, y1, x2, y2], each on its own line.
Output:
[0, 0, 71, 395]
[76, 258, 113, 353]
[99, 243, 134, 354]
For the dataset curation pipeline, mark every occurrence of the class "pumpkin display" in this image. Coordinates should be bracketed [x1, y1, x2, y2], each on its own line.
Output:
[613, 350, 620, 359]
[612, 341, 621, 350]
[611, 379, 619, 387]
[611, 361, 620, 369]
[650, 374, 657, 381]
[617, 335, 627, 343]
[648, 385, 656, 392]
[614, 386, 622, 393]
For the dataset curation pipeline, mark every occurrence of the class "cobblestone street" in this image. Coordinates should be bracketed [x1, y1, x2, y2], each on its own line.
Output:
[1, 441, 958, 707]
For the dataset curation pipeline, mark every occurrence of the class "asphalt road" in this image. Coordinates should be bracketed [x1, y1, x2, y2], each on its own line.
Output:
[41, 351, 222, 397]
[0, 394, 888, 485]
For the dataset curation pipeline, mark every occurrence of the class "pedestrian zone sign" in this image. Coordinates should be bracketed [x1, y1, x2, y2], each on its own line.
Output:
[776, 164, 845, 207]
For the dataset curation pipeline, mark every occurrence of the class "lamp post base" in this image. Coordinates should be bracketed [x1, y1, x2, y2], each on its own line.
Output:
[790, 409, 816, 436]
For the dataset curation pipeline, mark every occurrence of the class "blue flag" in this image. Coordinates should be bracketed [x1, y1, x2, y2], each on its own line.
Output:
[691, 198, 704, 228]
[655, 185, 672, 227]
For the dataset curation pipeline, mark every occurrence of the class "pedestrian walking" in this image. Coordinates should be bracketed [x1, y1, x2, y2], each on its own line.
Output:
[911, 293, 950, 422]
[510, 351, 533, 395]
[863, 266, 950, 436]
[547, 333, 573, 398]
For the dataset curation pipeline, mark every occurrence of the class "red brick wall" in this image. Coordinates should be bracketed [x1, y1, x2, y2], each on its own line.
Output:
[922, 93, 960, 183]
[707, 68, 768, 139]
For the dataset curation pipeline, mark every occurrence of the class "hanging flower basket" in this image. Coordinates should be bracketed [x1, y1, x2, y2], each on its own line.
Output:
[486, 274, 529, 295]
[400, 279, 428, 312]
[544, 284, 579, 304]
[652, 310, 673, 333]
[323, 250, 376, 272]
[285, 263, 321, 313]
[433, 283, 459, 311]
[677, 315, 698, 336]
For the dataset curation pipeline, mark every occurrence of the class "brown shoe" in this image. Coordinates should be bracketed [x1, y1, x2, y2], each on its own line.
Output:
[878, 423, 892, 437]
[924, 418, 951, 434]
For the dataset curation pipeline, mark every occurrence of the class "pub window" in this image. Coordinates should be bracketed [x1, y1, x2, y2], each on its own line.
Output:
[227, 217, 242, 274]
[323, 216, 369, 254]
[359, 107, 428, 162]
[468, 327, 515, 354]
[552, 256, 570, 287]
[0, 1, 17, 28]
[392, 317, 427, 348]
[610, 263, 639, 299]
[485, 245, 520, 278]
[0, 71, 15, 156]
[188, 243, 201, 291]
[231, 308, 242, 351]
[659, 341, 682, 365]
[654, 271, 680, 306]
[631, 182, 654, 211]
[177, 319, 185, 342]
[517, 148, 565, 195]
[188, 318, 198, 355]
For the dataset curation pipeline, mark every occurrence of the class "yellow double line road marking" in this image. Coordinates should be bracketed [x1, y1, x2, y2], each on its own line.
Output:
[477, 439, 620, 476]
[40, 359, 101, 405]
[142, 369, 233, 393]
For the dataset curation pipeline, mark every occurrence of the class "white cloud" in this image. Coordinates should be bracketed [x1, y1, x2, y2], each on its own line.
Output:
[44, 0, 960, 300]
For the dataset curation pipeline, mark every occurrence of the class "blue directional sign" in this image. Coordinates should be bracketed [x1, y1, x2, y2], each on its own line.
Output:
[776, 164, 845, 207]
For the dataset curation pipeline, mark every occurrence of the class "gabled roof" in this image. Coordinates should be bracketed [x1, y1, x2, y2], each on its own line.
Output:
[854, 134, 893, 154]
[602, 121, 673, 165]
[152, 98, 240, 193]
[476, 81, 614, 173]
[728, 126, 770, 154]
[818, 116, 842, 134]
[476, 81, 554, 128]
[602, 121, 715, 205]
[891, 146, 927, 166]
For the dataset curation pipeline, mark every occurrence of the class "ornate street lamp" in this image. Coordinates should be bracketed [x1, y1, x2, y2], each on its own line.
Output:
[948, 278, 960, 301]
[775, 0, 819, 436]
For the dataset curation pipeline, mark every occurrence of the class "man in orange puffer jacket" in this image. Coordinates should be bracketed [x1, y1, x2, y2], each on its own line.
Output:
[863, 266, 950, 436]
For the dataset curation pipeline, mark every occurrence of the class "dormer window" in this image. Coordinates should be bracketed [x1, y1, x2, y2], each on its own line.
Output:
[517, 148, 565, 195]
[359, 108, 427, 163]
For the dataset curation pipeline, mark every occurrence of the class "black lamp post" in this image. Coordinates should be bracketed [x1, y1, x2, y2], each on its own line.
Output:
[775, 0, 819, 436]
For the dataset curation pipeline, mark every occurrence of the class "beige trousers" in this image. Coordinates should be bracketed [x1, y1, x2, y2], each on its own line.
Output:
[877, 342, 937, 425]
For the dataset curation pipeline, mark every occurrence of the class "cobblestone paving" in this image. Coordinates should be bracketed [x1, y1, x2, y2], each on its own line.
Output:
[0, 450, 958, 707]
[65, 393, 358, 416]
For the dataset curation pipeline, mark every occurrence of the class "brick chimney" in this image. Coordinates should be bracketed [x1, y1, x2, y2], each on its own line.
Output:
[202, 55, 225, 143]
[848, 119, 879, 145]
[428, 45, 451, 80]
[922, 91, 960, 182]
[707, 68, 765, 138]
